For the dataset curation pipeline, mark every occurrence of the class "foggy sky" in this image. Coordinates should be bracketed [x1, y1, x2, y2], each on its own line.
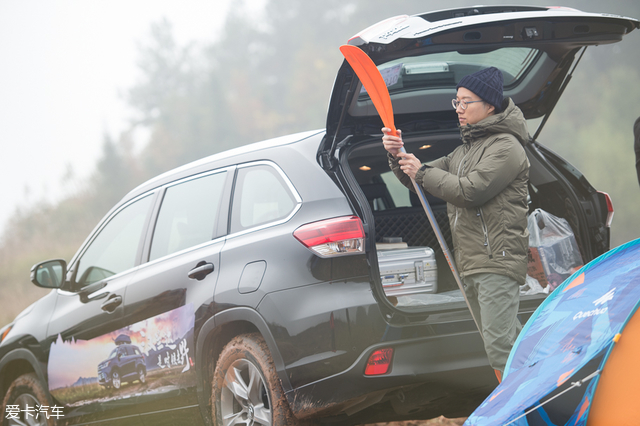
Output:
[0, 0, 235, 234]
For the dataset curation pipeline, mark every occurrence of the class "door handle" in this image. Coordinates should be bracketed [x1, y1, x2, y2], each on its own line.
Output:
[101, 294, 122, 313]
[188, 262, 214, 281]
[79, 281, 108, 303]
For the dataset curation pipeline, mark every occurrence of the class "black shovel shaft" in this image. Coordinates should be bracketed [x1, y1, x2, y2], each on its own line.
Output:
[401, 147, 484, 341]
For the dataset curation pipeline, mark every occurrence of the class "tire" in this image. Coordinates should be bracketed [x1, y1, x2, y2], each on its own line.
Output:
[137, 367, 146, 384]
[212, 333, 300, 426]
[2, 373, 55, 426]
[111, 371, 121, 389]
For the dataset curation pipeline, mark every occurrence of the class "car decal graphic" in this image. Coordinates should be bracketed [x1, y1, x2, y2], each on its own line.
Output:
[47, 303, 195, 406]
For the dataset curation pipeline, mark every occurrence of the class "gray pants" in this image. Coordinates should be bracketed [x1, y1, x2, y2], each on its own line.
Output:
[464, 273, 522, 373]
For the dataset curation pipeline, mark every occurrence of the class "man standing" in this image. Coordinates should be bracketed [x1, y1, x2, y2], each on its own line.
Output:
[382, 67, 530, 377]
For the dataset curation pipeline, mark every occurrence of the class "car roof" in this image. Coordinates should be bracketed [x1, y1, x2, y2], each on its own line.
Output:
[125, 129, 324, 200]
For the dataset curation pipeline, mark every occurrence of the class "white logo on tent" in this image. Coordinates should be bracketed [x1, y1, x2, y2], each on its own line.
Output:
[593, 288, 616, 306]
[573, 289, 615, 321]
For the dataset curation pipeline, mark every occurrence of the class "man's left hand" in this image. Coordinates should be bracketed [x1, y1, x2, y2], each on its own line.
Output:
[397, 152, 422, 180]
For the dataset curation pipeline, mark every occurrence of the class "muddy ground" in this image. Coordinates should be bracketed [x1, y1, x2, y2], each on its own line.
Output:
[362, 417, 467, 426]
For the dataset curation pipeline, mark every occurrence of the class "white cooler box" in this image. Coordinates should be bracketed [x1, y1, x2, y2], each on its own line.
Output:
[377, 246, 438, 297]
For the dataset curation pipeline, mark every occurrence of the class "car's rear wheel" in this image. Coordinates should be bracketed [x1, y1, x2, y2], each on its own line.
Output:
[111, 371, 121, 389]
[212, 333, 301, 426]
[2, 373, 55, 426]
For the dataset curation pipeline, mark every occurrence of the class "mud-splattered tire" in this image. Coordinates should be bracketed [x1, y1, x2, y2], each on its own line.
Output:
[137, 367, 146, 384]
[2, 373, 55, 426]
[213, 333, 301, 426]
[111, 371, 121, 389]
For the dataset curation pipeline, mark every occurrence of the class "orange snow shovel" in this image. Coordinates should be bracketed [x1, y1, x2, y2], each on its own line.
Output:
[339, 45, 488, 353]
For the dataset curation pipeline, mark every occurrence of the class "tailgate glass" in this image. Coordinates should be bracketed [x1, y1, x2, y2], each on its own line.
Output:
[360, 47, 539, 100]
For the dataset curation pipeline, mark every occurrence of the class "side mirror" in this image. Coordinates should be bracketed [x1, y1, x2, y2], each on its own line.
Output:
[30, 259, 67, 289]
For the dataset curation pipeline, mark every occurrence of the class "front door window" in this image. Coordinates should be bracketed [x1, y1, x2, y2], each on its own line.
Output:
[74, 195, 153, 286]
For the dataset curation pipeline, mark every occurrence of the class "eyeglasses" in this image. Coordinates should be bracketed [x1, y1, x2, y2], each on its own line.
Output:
[452, 99, 483, 110]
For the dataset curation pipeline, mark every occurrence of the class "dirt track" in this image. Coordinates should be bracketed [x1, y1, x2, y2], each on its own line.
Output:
[362, 417, 466, 425]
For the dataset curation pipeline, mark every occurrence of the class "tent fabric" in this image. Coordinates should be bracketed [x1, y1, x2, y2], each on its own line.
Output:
[465, 238, 640, 426]
[587, 305, 640, 425]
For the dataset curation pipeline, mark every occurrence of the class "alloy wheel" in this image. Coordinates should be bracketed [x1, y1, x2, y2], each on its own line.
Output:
[112, 371, 121, 389]
[219, 359, 271, 426]
[6, 393, 48, 426]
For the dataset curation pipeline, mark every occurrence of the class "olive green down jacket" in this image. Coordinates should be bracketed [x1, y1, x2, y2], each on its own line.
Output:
[389, 98, 530, 284]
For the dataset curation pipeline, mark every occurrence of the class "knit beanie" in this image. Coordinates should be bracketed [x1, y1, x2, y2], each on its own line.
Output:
[456, 67, 504, 112]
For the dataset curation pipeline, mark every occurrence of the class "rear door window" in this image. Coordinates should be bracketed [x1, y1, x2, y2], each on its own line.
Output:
[149, 171, 227, 261]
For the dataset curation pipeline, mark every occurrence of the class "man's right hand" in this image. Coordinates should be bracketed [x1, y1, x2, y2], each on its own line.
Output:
[382, 127, 403, 158]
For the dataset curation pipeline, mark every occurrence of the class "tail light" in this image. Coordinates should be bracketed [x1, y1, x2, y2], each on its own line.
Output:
[364, 348, 394, 376]
[597, 191, 614, 227]
[293, 216, 365, 257]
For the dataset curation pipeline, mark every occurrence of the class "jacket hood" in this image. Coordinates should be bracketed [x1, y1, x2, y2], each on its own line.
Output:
[459, 98, 529, 146]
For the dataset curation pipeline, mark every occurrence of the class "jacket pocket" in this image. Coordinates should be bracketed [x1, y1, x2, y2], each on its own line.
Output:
[477, 207, 493, 259]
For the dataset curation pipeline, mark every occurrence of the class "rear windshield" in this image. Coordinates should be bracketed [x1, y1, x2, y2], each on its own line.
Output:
[360, 47, 539, 98]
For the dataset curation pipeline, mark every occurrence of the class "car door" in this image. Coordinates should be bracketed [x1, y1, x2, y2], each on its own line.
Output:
[119, 345, 137, 380]
[119, 167, 232, 425]
[45, 192, 156, 425]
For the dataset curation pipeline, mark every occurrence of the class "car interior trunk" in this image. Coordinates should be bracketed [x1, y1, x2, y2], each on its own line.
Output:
[346, 131, 588, 311]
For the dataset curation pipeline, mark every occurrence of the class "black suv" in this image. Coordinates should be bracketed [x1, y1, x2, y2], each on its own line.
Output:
[98, 335, 146, 390]
[1, 6, 637, 426]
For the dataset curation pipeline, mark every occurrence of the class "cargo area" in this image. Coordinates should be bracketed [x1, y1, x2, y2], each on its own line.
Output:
[347, 131, 592, 309]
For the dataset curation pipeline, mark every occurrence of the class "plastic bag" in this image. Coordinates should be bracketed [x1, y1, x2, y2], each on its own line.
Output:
[520, 274, 546, 296]
[527, 209, 583, 291]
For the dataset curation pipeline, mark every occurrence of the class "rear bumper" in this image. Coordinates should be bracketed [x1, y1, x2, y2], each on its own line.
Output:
[286, 330, 496, 420]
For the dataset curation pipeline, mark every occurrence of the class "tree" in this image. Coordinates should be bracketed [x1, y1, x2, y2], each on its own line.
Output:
[1, 0, 638, 329]
[129, 19, 237, 177]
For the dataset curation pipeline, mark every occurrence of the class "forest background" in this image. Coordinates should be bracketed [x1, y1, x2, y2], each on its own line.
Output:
[1, 0, 639, 327]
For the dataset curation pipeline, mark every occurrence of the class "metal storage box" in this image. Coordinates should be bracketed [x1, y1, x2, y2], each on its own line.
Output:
[377, 246, 437, 297]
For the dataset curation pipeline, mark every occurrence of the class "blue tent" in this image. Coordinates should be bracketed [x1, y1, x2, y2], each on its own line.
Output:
[465, 238, 640, 426]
